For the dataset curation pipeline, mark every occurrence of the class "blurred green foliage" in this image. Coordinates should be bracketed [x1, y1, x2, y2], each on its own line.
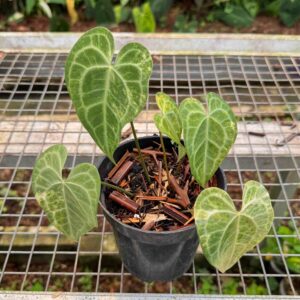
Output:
[261, 222, 300, 274]
[133, 2, 156, 32]
[1, 0, 300, 32]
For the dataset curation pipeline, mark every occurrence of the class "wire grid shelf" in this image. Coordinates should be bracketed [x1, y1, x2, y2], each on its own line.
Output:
[0, 52, 299, 297]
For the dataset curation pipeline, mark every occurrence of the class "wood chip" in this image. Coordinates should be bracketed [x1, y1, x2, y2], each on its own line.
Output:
[110, 160, 133, 185]
[169, 174, 190, 208]
[136, 195, 167, 201]
[109, 191, 140, 213]
[162, 204, 189, 225]
[143, 213, 167, 223]
[108, 150, 130, 179]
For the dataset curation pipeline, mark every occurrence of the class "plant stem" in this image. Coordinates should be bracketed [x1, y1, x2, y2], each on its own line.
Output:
[130, 122, 151, 184]
[101, 182, 134, 198]
[159, 132, 170, 184]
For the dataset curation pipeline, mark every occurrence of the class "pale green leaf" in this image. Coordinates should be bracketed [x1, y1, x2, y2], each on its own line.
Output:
[154, 92, 186, 160]
[65, 27, 152, 162]
[32, 145, 100, 241]
[179, 93, 237, 187]
[195, 181, 274, 273]
[38, 0, 52, 18]
[132, 2, 156, 33]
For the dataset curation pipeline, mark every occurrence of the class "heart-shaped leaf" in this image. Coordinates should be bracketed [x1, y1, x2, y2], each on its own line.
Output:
[65, 27, 153, 162]
[179, 93, 237, 187]
[32, 145, 100, 241]
[154, 92, 186, 160]
[195, 180, 274, 273]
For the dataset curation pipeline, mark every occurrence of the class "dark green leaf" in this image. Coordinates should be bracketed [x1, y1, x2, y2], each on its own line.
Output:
[149, 0, 173, 20]
[280, 0, 300, 27]
[84, 0, 96, 19]
[47, 0, 66, 4]
[50, 16, 70, 32]
[94, 0, 115, 25]
[246, 281, 267, 295]
[214, 5, 254, 28]
[173, 15, 198, 33]
[242, 0, 260, 17]
[264, 0, 281, 16]
[26, 0, 36, 15]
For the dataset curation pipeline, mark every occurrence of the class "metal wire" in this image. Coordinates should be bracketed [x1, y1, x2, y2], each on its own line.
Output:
[0, 52, 299, 296]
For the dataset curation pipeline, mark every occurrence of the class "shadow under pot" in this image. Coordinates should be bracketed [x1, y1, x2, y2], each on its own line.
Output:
[98, 136, 227, 282]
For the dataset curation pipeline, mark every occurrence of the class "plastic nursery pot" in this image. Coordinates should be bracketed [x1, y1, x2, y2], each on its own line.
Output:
[98, 136, 227, 282]
[279, 277, 300, 295]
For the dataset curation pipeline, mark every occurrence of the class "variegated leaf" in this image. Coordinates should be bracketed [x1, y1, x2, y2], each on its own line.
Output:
[32, 145, 100, 241]
[195, 181, 274, 273]
[65, 27, 153, 162]
[179, 93, 237, 187]
[154, 92, 186, 160]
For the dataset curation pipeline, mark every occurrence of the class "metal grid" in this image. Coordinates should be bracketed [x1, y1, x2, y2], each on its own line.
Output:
[0, 52, 300, 297]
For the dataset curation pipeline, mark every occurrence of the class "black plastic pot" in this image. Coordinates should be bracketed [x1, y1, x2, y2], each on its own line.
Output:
[98, 136, 227, 282]
[279, 277, 300, 295]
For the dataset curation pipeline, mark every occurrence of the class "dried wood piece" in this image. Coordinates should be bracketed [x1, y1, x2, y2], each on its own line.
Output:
[122, 217, 140, 224]
[184, 216, 195, 226]
[166, 197, 184, 206]
[133, 148, 172, 156]
[280, 121, 295, 127]
[141, 213, 167, 230]
[111, 160, 133, 185]
[248, 131, 265, 137]
[143, 213, 167, 223]
[183, 163, 190, 182]
[119, 179, 128, 188]
[109, 191, 140, 213]
[275, 132, 299, 147]
[169, 174, 190, 208]
[142, 220, 155, 231]
[162, 204, 189, 225]
[121, 125, 133, 140]
[208, 176, 217, 187]
[108, 150, 130, 179]
[133, 148, 171, 166]
[136, 195, 167, 201]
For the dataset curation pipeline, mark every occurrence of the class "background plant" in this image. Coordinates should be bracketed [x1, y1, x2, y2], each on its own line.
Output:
[262, 222, 300, 273]
[1, 0, 299, 32]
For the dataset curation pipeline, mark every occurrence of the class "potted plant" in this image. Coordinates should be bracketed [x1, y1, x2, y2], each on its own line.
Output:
[31, 26, 274, 282]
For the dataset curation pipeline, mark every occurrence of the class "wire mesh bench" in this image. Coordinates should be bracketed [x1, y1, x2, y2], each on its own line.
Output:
[0, 33, 299, 299]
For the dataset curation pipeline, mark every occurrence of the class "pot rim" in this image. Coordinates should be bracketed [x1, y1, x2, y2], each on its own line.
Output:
[99, 135, 226, 236]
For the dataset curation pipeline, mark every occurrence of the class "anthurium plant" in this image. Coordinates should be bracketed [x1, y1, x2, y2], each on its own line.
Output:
[32, 26, 274, 273]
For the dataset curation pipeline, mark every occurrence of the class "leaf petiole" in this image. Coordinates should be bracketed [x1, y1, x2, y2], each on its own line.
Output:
[101, 181, 134, 198]
[159, 131, 171, 184]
